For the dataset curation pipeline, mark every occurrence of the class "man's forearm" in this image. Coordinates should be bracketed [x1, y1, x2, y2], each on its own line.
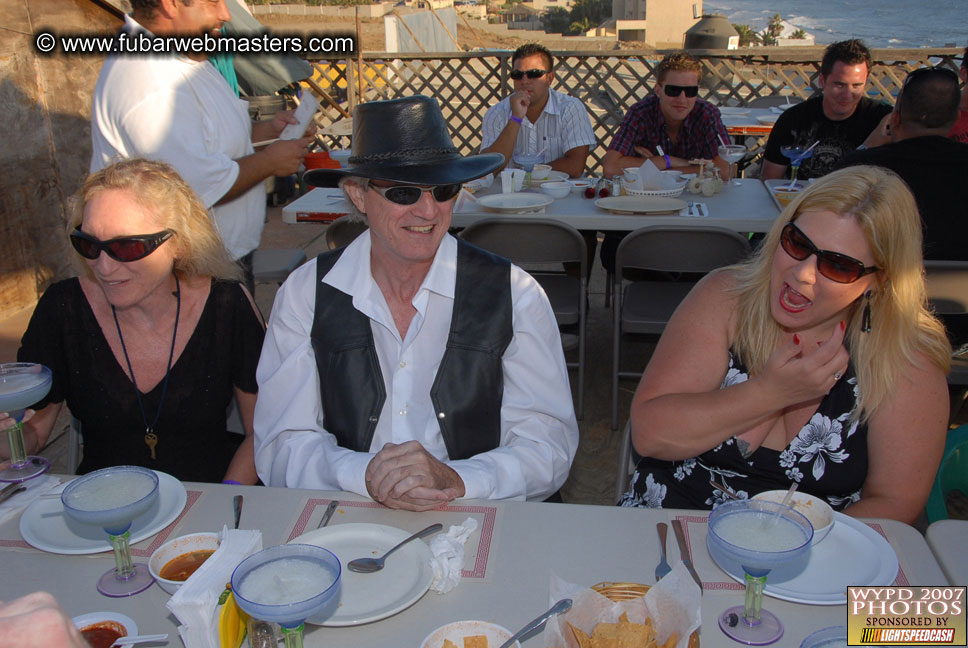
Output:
[481, 122, 520, 173]
[217, 150, 276, 205]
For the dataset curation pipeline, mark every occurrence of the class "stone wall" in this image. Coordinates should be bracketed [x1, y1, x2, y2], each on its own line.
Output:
[0, 0, 121, 319]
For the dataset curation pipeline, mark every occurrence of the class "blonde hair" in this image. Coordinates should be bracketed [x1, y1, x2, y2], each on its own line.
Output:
[729, 166, 950, 421]
[70, 158, 241, 281]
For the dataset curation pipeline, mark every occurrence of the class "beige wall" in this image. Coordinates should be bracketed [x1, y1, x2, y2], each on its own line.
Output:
[611, 0, 701, 46]
[0, 0, 120, 319]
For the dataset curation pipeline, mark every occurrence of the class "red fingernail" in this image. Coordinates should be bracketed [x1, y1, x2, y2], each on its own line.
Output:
[840, 320, 846, 331]
[793, 334, 800, 345]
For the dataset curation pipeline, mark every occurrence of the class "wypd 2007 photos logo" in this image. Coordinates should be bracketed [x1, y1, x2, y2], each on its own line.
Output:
[848, 586, 966, 645]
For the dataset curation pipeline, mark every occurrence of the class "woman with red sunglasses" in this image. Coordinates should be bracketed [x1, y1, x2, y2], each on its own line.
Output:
[0, 159, 265, 484]
[619, 166, 951, 524]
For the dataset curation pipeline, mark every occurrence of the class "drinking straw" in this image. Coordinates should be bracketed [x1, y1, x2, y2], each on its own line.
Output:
[785, 140, 821, 189]
[765, 481, 799, 528]
[719, 134, 729, 147]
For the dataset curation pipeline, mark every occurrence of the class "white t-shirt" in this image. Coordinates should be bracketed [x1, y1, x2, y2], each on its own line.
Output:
[480, 87, 596, 166]
[253, 234, 580, 501]
[90, 15, 263, 259]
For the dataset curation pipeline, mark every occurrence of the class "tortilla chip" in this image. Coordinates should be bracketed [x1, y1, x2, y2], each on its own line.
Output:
[567, 621, 592, 648]
[464, 635, 488, 648]
[659, 633, 678, 648]
[442, 641, 458, 648]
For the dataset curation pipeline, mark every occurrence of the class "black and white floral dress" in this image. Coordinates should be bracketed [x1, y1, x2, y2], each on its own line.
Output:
[619, 350, 866, 511]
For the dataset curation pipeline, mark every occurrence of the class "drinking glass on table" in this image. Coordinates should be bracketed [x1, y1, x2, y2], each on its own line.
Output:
[706, 499, 813, 645]
[61, 465, 160, 597]
[779, 145, 814, 186]
[718, 144, 747, 186]
[512, 152, 543, 186]
[0, 363, 53, 484]
[231, 544, 341, 648]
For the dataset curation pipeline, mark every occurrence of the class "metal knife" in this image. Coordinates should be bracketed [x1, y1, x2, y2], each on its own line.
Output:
[671, 519, 704, 592]
[317, 500, 338, 529]
[233, 495, 243, 529]
[0, 483, 26, 505]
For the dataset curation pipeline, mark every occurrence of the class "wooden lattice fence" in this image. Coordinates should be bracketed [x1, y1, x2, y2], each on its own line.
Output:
[303, 47, 962, 172]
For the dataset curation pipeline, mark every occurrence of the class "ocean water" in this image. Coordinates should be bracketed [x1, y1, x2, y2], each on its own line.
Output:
[703, 0, 966, 50]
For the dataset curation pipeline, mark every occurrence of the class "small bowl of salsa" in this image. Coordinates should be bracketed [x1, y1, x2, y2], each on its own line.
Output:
[149, 532, 220, 594]
[72, 611, 137, 648]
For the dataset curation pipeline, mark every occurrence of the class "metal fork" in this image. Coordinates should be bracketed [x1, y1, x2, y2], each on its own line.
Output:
[654, 522, 672, 581]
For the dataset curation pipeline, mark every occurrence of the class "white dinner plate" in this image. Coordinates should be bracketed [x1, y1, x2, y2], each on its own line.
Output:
[476, 192, 553, 213]
[595, 196, 687, 215]
[291, 523, 434, 626]
[718, 107, 749, 115]
[708, 512, 898, 605]
[72, 611, 138, 637]
[757, 114, 780, 125]
[20, 470, 187, 555]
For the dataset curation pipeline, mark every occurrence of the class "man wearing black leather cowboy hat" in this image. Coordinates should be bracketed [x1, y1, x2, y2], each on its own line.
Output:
[254, 95, 579, 511]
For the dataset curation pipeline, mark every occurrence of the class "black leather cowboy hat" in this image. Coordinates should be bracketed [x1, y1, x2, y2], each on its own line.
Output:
[303, 95, 504, 188]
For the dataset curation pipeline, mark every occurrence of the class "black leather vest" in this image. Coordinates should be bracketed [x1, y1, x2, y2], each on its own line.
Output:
[309, 240, 512, 460]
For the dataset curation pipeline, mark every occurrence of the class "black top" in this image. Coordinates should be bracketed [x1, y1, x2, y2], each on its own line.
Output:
[838, 135, 968, 261]
[620, 350, 868, 511]
[764, 95, 892, 179]
[18, 278, 264, 482]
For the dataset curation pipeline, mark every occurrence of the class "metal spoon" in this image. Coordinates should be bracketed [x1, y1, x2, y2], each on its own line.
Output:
[497, 598, 572, 648]
[317, 500, 338, 529]
[233, 495, 243, 529]
[347, 523, 442, 573]
[654, 522, 671, 581]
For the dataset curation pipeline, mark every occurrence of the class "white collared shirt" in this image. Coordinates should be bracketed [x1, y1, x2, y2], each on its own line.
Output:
[480, 87, 596, 166]
[254, 233, 579, 501]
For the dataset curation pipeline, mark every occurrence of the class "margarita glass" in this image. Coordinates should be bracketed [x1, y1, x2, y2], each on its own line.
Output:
[707, 499, 813, 645]
[231, 544, 341, 648]
[779, 145, 814, 186]
[0, 363, 53, 483]
[61, 465, 160, 597]
[512, 152, 543, 186]
[718, 144, 747, 185]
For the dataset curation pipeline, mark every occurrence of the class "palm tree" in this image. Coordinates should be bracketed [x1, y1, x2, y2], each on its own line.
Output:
[733, 23, 760, 47]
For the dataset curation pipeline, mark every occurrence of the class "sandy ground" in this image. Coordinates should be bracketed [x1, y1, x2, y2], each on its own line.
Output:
[259, 13, 642, 52]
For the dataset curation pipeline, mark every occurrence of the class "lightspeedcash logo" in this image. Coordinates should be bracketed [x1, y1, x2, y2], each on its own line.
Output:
[848, 587, 966, 645]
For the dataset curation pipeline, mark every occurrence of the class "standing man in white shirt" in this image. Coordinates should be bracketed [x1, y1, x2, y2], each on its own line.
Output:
[254, 96, 579, 511]
[481, 43, 596, 178]
[90, 0, 312, 287]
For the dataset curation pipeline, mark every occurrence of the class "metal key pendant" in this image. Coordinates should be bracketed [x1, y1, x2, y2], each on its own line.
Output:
[145, 431, 158, 460]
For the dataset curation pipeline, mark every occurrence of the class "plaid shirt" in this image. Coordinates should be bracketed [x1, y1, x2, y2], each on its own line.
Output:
[608, 95, 728, 160]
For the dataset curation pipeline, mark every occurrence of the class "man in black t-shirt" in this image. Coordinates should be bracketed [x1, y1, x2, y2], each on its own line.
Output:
[763, 39, 892, 180]
[837, 67, 968, 261]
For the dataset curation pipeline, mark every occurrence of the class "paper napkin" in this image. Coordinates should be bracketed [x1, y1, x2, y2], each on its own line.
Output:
[428, 517, 478, 594]
[167, 526, 262, 648]
[0, 474, 59, 526]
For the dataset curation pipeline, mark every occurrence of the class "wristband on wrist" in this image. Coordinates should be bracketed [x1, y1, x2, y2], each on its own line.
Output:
[508, 115, 523, 124]
[663, 154, 672, 170]
[222, 479, 241, 485]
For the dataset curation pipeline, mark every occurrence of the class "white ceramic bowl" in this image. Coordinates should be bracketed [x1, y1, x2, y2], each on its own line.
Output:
[530, 164, 552, 181]
[72, 612, 137, 642]
[540, 181, 572, 199]
[421, 620, 519, 648]
[752, 490, 834, 545]
[568, 179, 592, 194]
[149, 532, 220, 594]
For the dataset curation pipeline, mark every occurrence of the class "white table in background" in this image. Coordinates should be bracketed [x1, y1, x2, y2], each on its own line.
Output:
[925, 519, 968, 585]
[283, 180, 781, 233]
[0, 480, 945, 647]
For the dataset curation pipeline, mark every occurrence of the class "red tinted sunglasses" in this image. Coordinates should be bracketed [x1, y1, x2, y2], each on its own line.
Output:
[780, 223, 879, 283]
[70, 228, 174, 262]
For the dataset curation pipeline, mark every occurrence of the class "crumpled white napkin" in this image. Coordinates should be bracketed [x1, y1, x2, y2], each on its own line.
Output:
[633, 159, 679, 191]
[428, 517, 478, 594]
[167, 526, 262, 648]
[0, 474, 59, 526]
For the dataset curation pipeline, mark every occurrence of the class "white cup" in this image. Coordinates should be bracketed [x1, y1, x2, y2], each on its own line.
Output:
[500, 169, 513, 193]
[510, 169, 525, 192]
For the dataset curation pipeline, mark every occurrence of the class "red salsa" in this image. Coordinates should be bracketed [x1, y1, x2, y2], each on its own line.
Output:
[80, 622, 125, 648]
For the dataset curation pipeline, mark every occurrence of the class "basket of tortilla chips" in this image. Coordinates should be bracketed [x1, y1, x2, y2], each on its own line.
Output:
[545, 566, 701, 648]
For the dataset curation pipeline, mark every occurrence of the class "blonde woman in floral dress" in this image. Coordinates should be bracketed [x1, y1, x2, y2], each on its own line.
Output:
[620, 166, 950, 524]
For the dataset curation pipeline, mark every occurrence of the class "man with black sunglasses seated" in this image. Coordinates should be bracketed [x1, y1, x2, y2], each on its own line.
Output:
[600, 51, 730, 274]
[836, 66, 968, 262]
[253, 96, 580, 511]
[480, 43, 595, 179]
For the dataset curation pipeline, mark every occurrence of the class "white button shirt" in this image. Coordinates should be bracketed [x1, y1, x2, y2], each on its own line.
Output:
[480, 87, 596, 165]
[254, 233, 579, 501]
